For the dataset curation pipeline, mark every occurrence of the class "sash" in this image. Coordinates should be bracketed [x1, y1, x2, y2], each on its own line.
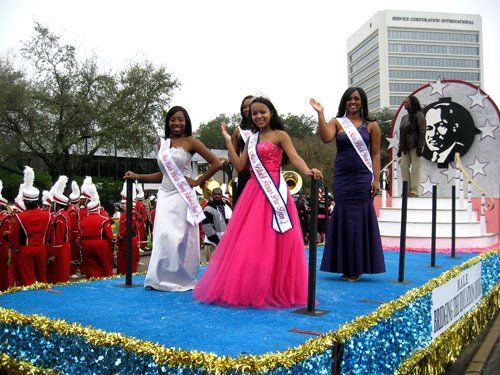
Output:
[248, 133, 292, 233]
[239, 126, 252, 144]
[159, 139, 205, 225]
[337, 116, 373, 179]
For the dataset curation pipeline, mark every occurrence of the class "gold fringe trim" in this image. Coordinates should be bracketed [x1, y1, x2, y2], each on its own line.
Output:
[0, 249, 498, 373]
[396, 284, 499, 375]
[0, 352, 61, 375]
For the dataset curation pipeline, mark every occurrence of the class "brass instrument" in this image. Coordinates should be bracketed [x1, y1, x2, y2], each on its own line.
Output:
[226, 177, 238, 196]
[282, 170, 303, 195]
[194, 176, 222, 200]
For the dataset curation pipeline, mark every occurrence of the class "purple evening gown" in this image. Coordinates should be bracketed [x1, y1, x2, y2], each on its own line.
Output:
[320, 121, 386, 276]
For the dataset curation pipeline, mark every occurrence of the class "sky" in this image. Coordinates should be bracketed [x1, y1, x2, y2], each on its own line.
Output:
[0, 0, 499, 130]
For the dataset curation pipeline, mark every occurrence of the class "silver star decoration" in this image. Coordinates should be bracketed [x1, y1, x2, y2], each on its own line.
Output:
[466, 157, 488, 177]
[478, 119, 499, 140]
[429, 78, 448, 96]
[420, 176, 437, 196]
[440, 166, 458, 183]
[467, 88, 488, 108]
[386, 135, 399, 150]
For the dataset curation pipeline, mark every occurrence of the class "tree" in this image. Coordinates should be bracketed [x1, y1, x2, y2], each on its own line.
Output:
[282, 113, 317, 138]
[0, 22, 179, 181]
[374, 107, 396, 170]
[196, 114, 240, 149]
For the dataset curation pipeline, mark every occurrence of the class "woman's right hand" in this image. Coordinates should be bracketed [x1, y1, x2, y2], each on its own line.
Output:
[124, 171, 136, 180]
[309, 98, 324, 114]
[221, 122, 231, 142]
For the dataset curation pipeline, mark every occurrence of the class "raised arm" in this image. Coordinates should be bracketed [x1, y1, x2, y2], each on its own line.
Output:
[222, 122, 248, 172]
[189, 137, 223, 187]
[278, 131, 323, 180]
[231, 126, 241, 155]
[124, 171, 163, 183]
[369, 121, 381, 197]
[309, 98, 337, 143]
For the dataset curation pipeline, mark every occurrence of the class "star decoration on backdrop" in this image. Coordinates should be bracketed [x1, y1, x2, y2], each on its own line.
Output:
[386, 135, 399, 150]
[429, 78, 448, 96]
[466, 157, 488, 177]
[440, 166, 458, 183]
[478, 119, 499, 140]
[467, 88, 489, 108]
[420, 176, 437, 196]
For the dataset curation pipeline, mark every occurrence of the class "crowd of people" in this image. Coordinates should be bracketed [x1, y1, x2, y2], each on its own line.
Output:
[2, 89, 394, 309]
[0, 169, 155, 291]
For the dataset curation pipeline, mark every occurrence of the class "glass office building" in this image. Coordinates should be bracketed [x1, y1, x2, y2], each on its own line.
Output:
[347, 11, 482, 111]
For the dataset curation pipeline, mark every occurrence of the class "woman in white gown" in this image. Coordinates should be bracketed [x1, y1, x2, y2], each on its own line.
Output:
[125, 106, 221, 291]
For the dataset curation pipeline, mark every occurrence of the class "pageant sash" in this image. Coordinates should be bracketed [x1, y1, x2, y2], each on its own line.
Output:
[248, 133, 292, 233]
[337, 116, 373, 178]
[159, 139, 205, 225]
[239, 126, 252, 144]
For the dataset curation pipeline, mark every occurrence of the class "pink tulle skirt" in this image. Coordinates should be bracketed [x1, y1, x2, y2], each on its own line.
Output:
[193, 176, 308, 308]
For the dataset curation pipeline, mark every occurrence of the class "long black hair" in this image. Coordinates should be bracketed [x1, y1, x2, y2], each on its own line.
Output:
[407, 95, 423, 121]
[336, 87, 375, 122]
[164, 106, 192, 138]
[240, 95, 253, 130]
[249, 97, 285, 132]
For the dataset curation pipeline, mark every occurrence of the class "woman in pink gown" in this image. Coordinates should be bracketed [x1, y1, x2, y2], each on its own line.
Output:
[193, 97, 322, 308]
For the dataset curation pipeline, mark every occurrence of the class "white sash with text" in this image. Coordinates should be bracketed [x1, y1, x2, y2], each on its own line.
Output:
[159, 139, 205, 225]
[337, 116, 373, 178]
[239, 126, 252, 144]
[248, 133, 292, 233]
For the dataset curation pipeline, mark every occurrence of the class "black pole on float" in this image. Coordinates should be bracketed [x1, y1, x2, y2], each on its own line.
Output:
[451, 185, 456, 258]
[293, 177, 328, 316]
[398, 181, 408, 283]
[125, 179, 133, 285]
[431, 185, 438, 267]
[118, 179, 141, 288]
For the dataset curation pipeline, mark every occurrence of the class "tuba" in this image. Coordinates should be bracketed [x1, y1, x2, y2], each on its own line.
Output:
[194, 175, 222, 200]
[282, 171, 303, 195]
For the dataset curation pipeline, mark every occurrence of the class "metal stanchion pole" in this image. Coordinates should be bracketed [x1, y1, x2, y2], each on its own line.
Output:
[431, 185, 438, 268]
[293, 178, 328, 316]
[451, 185, 456, 258]
[396, 181, 410, 284]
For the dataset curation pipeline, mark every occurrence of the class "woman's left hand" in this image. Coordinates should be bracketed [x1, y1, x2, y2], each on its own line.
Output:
[371, 180, 379, 197]
[308, 168, 323, 180]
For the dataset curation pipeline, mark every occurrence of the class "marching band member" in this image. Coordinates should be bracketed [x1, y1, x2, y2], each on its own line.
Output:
[46, 176, 72, 283]
[0, 181, 13, 290]
[9, 167, 51, 286]
[67, 181, 81, 279]
[79, 185, 114, 278]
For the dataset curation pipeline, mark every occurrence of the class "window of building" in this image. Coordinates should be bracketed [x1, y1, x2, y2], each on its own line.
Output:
[352, 72, 380, 88]
[350, 48, 379, 73]
[389, 70, 480, 81]
[389, 82, 423, 92]
[388, 56, 479, 68]
[369, 98, 380, 111]
[349, 32, 378, 62]
[365, 85, 380, 100]
[389, 96, 407, 106]
[388, 30, 478, 43]
[350, 60, 379, 85]
[388, 43, 479, 56]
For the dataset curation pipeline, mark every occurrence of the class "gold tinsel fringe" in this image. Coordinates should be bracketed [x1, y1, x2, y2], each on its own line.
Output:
[397, 284, 499, 375]
[0, 352, 61, 375]
[0, 249, 498, 374]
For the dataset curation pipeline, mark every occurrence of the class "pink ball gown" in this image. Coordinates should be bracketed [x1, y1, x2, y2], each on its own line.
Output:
[193, 141, 308, 308]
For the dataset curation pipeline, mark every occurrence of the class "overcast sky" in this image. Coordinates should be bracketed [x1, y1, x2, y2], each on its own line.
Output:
[1, 0, 498, 130]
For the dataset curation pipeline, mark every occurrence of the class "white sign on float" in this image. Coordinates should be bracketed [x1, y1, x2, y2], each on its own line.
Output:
[431, 262, 482, 339]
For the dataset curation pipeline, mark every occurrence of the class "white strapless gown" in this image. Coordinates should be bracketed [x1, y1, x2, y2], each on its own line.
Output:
[144, 142, 200, 291]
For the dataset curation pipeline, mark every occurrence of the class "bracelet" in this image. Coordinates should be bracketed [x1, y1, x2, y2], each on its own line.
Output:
[135, 173, 140, 181]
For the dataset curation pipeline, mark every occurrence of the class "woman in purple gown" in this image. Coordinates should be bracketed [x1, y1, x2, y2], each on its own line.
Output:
[310, 87, 386, 282]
